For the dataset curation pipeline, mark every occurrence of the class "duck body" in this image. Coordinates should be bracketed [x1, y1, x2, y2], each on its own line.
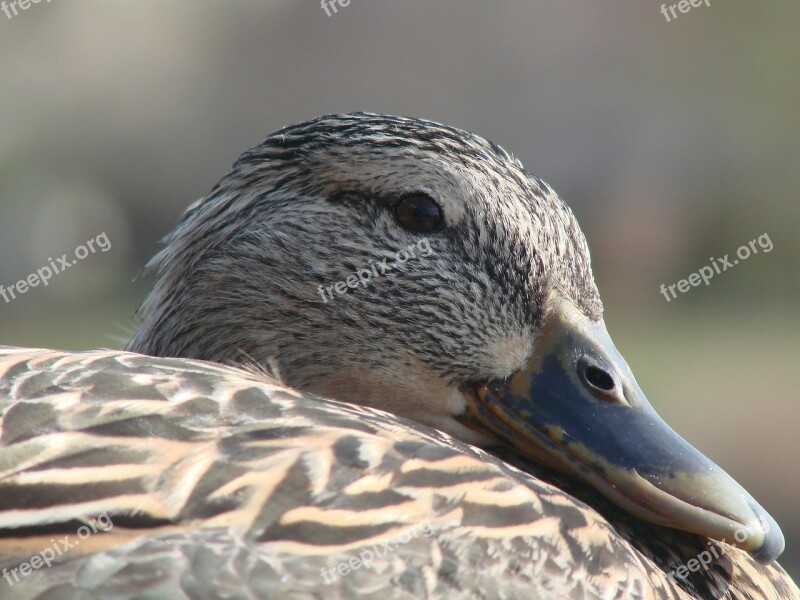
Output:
[0, 347, 796, 599]
[0, 114, 796, 599]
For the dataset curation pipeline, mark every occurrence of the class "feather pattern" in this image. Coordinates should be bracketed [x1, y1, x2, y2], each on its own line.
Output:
[0, 348, 796, 599]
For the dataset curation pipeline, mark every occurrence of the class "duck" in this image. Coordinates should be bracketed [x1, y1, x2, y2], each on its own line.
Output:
[0, 113, 796, 600]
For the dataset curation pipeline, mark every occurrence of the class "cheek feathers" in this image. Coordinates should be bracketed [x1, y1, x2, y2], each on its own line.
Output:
[481, 333, 534, 379]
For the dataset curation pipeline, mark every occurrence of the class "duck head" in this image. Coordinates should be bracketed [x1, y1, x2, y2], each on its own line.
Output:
[128, 113, 784, 563]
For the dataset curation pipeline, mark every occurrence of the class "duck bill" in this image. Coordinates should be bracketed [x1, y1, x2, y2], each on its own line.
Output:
[460, 295, 784, 564]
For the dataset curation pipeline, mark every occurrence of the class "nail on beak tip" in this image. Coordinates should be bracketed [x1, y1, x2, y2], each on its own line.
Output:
[749, 507, 786, 565]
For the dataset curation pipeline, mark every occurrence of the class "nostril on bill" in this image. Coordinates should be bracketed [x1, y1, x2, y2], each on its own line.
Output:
[584, 365, 615, 392]
[577, 358, 624, 403]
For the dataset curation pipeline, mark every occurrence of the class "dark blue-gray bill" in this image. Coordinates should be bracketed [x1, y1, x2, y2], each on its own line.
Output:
[461, 295, 785, 564]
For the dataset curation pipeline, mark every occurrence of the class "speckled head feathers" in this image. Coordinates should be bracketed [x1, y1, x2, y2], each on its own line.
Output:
[127, 112, 601, 439]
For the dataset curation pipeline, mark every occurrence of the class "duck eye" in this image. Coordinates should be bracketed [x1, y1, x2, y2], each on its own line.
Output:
[395, 194, 443, 233]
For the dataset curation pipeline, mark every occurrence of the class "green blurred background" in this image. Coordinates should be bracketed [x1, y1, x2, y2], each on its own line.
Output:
[0, 0, 797, 581]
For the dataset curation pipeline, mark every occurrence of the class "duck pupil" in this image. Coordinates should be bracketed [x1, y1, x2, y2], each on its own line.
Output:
[396, 194, 441, 232]
[585, 366, 615, 392]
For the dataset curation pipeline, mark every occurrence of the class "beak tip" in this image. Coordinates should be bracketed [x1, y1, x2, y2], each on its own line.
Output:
[748, 506, 786, 565]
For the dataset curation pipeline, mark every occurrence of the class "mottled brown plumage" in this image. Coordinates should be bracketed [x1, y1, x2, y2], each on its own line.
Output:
[0, 348, 796, 599]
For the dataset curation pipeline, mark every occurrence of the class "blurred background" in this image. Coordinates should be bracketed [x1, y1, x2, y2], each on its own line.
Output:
[0, 0, 797, 581]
